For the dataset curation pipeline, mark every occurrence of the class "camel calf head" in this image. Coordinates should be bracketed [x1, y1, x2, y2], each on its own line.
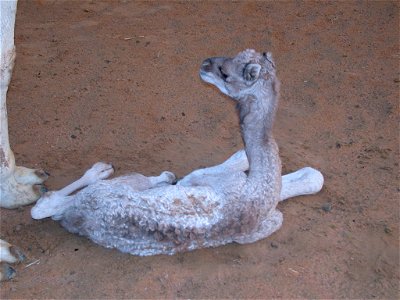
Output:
[200, 49, 276, 99]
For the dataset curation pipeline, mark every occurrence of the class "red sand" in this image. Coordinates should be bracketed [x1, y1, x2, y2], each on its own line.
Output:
[1, 1, 398, 298]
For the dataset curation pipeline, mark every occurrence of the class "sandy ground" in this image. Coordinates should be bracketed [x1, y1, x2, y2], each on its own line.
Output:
[1, 0, 399, 298]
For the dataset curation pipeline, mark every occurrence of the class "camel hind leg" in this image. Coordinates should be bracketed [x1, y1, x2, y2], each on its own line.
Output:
[280, 167, 324, 201]
[107, 170, 176, 191]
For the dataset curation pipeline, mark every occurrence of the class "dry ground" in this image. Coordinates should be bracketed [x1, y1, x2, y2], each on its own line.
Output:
[1, 1, 399, 298]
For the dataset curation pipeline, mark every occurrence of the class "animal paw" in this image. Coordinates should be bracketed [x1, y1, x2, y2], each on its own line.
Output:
[0, 175, 47, 209]
[14, 166, 49, 185]
[82, 162, 114, 185]
[160, 171, 176, 184]
[0, 263, 16, 281]
[0, 239, 25, 282]
[294, 167, 324, 192]
[0, 163, 48, 208]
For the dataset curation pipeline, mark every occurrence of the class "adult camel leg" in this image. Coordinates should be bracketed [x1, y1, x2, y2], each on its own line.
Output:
[0, 0, 48, 209]
[0, 0, 49, 281]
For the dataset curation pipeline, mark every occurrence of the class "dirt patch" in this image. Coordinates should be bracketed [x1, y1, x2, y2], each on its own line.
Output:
[1, 1, 399, 298]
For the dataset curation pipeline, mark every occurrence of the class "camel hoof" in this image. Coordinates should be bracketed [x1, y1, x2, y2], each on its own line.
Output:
[161, 171, 176, 184]
[83, 162, 114, 185]
[0, 180, 46, 208]
[35, 169, 50, 181]
[0, 239, 26, 263]
[14, 166, 49, 185]
[0, 239, 26, 281]
[0, 264, 16, 281]
[9, 246, 26, 263]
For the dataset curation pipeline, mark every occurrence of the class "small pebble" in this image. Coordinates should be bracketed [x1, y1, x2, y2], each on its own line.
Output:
[271, 241, 279, 248]
[384, 226, 392, 234]
[322, 203, 332, 212]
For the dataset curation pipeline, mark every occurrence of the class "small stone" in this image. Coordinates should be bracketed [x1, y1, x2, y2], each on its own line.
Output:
[271, 241, 279, 248]
[70, 134, 77, 139]
[15, 224, 22, 232]
[384, 226, 392, 234]
[322, 203, 332, 212]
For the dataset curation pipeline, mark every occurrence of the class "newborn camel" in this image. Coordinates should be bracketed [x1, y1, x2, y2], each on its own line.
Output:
[31, 49, 324, 255]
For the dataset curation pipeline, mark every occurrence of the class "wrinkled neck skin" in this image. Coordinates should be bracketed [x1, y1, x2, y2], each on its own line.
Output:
[238, 78, 279, 165]
[236, 77, 281, 222]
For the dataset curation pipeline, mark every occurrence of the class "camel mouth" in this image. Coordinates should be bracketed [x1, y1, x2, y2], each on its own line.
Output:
[200, 70, 229, 95]
[199, 70, 214, 83]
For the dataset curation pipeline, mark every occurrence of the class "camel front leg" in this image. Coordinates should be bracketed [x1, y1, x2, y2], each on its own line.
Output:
[0, 0, 48, 209]
[177, 149, 323, 200]
[31, 162, 114, 220]
[177, 149, 249, 186]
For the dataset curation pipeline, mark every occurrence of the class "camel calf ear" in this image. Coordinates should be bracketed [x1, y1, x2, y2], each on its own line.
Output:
[263, 52, 276, 69]
[244, 63, 261, 81]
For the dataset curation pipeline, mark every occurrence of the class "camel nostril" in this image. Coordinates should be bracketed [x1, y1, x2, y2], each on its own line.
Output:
[201, 59, 212, 71]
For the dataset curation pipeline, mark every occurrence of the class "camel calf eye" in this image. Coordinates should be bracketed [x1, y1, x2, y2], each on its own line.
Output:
[218, 66, 228, 80]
